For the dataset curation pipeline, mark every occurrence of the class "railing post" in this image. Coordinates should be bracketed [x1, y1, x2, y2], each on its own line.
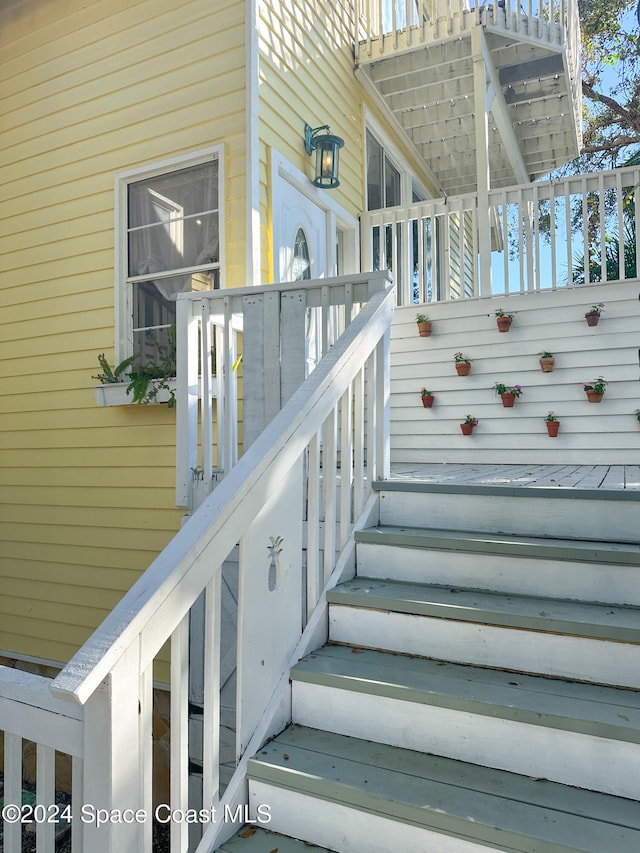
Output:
[176, 295, 200, 510]
[81, 647, 146, 852]
[472, 26, 493, 297]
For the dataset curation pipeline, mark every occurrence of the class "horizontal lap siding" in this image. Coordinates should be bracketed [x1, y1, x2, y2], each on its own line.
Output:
[0, 0, 246, 663]
[390, 281, 640, 465]
[258, 0, 360, 281]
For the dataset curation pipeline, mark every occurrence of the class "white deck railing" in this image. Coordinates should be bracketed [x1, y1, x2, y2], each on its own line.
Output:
[175, 273, 393, 512]
[0, 667, 84, 853]
[361, 165, 640, 304]
[39, 272, 394, 852]
[355, 0, 578, 60]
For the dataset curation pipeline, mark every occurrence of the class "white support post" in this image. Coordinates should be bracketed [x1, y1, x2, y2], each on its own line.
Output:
[36, 744, 56, 852]
[222, 297, 235, 473]
[322, 406, 338, 586]
[4, 732, 22, 853]
[375, 331, 390, 481]
[472, 27, 492, 296]
[171, 615, 190, 853]
[202, 572, 222, 811]
[81, 647, 145, 852]
[139, 667, 154, 852]
[339, 384, 353, 550]
[353, 367, 365, 519]
[306, 431, 322, 618]
[200, 300, 213, 488]
[176, 296, 200, 509]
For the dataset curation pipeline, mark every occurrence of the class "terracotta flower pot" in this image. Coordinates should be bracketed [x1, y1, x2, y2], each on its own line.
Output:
[496, 316, 513, 332]
[417, 321, 432, 337]
[585, 312, 600, 327]
[460, 423, 474, 435]
[546, 421, 560, 437]
[455, 363, 471, 376]
[586, 390, 603, 403]
[421, 395, 434, 408]
[501, 392, 516, 407]
[539, 357, 555, 373]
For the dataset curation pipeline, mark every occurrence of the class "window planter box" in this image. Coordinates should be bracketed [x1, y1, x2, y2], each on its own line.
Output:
[93, 378, 178, 407]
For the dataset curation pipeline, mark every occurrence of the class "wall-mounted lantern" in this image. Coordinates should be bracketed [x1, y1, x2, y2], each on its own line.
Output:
[304, 123, 344, 189]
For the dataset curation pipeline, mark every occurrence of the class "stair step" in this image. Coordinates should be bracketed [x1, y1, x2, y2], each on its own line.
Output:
[328, 578, 640, 687]
[354, 525, 640, 605]
[247, 726, 640, 853]
[355, 525, 640, 566]
[217, 827, 337, 852]
[291, 645, 640, 798]
[376, 484, 640, 543]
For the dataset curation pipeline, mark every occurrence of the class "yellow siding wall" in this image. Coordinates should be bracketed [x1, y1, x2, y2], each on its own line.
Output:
[257, 0, 434, 282]
[0, 0, 246, 664]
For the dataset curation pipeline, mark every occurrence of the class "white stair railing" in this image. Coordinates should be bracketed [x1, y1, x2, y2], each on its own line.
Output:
[0, 667, 84, 853]
[45, 272, 394, 852]
[361, 165, 640, 304]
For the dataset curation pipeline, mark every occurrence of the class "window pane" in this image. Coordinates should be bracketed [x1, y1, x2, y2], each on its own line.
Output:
[128, 212, 219, 277]
[385, 156, 400, 208]
[366, 130, 383, 211]
[292, 228, 311, 280]
[128, 162, 218, 228]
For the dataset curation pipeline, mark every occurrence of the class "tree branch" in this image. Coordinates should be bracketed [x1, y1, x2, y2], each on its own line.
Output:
[582, 81, 640, 133]
[582, 136, 640, 154]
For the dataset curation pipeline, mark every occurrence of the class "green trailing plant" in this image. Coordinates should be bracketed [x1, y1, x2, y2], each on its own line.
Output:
[416, 313, 429, 324]
[463, 415, 478, 426]
[93, 353, 137, 385]
[93, 325, 178, 408]
[420, 387, 433, 397]
[545, 411, 559, 423]
[493, 307, 513, 318]
[634, 408, 640, 423]
[453, 351, 471, 364]
[539, 351, 554, 359]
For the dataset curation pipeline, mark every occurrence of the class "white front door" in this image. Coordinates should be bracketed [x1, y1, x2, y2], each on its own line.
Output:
[275, 178, 334, 372]
[276, 179, 330, 284]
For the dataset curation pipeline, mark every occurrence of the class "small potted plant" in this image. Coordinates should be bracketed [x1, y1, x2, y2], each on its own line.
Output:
[545, 411, 560, 437]
[420, 388, 435, 408]
[494, 382, 523, 407]
[539, 351, 555, 373]
[494, 307, 514, 332]
[585, 302, 605, 327]
[635, 408, 640, 426]
[416, 313, 432, 337]
[460, 415, 478, 435]
[583, 376, 607, 403]
[454, 351, 472, 376]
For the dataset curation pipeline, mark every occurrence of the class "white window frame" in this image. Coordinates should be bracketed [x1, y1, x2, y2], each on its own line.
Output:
[365, 112, 430, 209]
[114, 145, 224, 363]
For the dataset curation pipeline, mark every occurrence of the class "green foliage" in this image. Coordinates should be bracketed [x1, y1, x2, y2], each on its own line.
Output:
[572, 0, 640, 167]
[93, 326, 177, 408]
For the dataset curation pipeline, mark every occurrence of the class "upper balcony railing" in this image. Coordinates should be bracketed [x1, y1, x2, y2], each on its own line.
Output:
[361, 166, 640, 304]
[355, 0, 579, 61]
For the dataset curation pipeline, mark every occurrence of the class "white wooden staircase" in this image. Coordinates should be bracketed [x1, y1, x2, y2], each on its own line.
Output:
[217, 481, 640, 853]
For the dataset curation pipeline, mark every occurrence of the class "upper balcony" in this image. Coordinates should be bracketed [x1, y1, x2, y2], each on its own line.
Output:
[355, 0, 582, 196]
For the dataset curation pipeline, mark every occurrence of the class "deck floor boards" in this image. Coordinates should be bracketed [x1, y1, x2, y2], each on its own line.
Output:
[389, 464, 640, 492]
